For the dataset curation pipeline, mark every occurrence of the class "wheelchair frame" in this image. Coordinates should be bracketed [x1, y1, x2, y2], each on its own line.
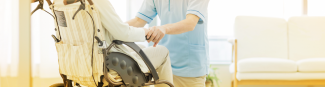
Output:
[31, 0, 174, 87]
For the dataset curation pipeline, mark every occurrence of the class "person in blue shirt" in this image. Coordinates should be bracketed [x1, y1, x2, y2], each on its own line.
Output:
[127, 0, 210, 87]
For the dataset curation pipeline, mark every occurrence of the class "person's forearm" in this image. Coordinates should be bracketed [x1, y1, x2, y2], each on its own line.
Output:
[127, 17, 147, 27]
[127, 17, 149, 35]
[163, 14, 199, 34]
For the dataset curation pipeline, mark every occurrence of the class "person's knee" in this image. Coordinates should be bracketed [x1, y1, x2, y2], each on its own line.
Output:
[155, 45, 169, 54]
[137, 44, 146, 49]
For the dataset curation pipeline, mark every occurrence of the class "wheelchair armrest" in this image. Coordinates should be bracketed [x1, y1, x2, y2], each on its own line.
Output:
[113, 40, 160, 82]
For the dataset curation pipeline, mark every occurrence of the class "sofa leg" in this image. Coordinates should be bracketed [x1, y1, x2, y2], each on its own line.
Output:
[234, 80, 238, 87]
[231, 81, 234, 87]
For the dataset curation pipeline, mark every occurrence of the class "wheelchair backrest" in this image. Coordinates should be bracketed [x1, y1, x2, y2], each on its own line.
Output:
[49, 0, 106, 86]
[52, 0, 104, 45]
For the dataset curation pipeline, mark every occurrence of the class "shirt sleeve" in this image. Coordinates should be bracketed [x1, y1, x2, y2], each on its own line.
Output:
[136, 0, 157, 24]
[93, 0, 146, 42]
[186, 0, 209, 23]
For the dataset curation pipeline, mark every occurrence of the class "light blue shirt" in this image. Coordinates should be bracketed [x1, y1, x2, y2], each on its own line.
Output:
[136, 0, 209, 77]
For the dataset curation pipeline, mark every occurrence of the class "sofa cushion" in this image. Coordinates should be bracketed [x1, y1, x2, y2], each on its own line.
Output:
[288, 17, 325, 61]
[237, 58, 297, 73]
[297, 58, 325, 72]
[235, 16, 288, 60]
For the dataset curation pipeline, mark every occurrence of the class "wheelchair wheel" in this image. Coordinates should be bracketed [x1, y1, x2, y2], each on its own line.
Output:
[49, 83, 64, 87]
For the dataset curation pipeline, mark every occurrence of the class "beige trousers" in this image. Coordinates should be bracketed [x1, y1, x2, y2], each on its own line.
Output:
[173, 75, 206, 87]
[130, 45, 173, 87]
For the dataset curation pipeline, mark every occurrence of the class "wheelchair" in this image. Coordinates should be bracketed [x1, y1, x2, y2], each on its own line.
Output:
[31, 0, 174, 87]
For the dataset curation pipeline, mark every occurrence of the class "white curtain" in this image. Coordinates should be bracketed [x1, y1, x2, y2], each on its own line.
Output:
[308, 0, 325, 16]
[0, 0, 19, 78]
[31, 1, 60, 78]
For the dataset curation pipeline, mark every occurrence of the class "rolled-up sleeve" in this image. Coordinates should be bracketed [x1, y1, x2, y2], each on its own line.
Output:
[186, 0, 209, 23]
[93, 0, 146, 42]
[136, 0, 157, 24]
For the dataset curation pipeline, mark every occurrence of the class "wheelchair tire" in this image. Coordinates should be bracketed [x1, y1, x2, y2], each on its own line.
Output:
[49, 83, 65, 87]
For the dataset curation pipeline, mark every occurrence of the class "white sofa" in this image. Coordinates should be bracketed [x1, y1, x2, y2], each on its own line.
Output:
[229, 16, 325, 87]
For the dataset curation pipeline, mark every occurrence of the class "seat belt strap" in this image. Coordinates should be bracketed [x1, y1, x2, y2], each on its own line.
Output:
[45, 0, 52, 5]
[87, 0, 93, 5]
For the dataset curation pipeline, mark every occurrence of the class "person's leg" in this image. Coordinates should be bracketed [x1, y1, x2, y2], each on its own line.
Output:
[131, 45, 173, 87]
[173, 75, 206, 87]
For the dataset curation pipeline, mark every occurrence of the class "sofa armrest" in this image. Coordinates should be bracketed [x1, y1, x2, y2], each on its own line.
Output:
[227, 38, 236, 45]
[228, 38, 237, 62]
[229, 39, 239, 84]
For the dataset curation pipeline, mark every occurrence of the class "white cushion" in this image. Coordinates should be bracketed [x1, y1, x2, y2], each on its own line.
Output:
[234, 16, 288, 60]
[236, 72, 325, 81]
[297, 58, 325, 72]
[288, 16, 325, 61]
[237, 58, 297, 73]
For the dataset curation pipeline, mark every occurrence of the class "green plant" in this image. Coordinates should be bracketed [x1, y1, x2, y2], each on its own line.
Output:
[206, 66, 220, 87]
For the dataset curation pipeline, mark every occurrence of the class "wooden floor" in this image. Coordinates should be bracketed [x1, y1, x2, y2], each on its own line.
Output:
[32, 77, 63, 87]
[1, 77, 63, 87]
[1, 77, 19, 87]
[1, 77, 156, 87]
[238, 80, 325, 85]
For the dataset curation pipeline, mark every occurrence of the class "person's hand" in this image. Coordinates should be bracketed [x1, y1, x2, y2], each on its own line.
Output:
[146, 26, 168, 47]
[143, 28, 149, 35]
